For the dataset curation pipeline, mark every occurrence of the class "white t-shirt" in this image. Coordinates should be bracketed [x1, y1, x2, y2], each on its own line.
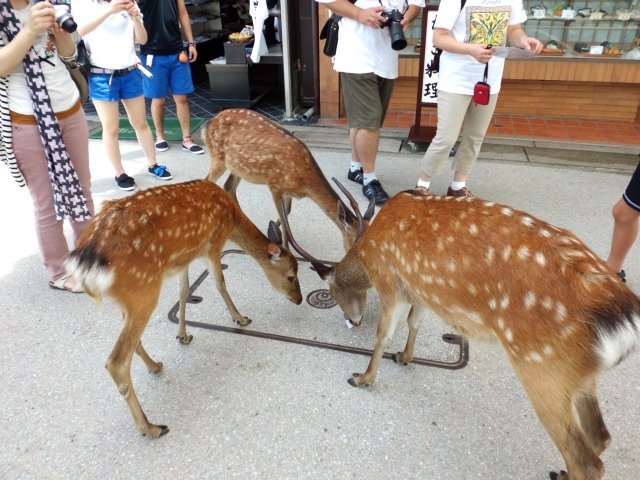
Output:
[3, 1, 78, 115]
[71, 0, 139, 69]
[316, 0, 425, 79]
[435, 0, 527, 94]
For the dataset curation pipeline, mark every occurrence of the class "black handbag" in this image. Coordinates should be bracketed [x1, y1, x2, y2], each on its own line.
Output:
[319, 0, 356, 57]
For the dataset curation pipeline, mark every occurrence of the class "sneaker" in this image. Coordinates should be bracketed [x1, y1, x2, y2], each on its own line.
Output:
[182, 142, 204, 155]
[619, 270, 626, 283]
[362, 179, 390, 206]
[347, 167, 364, 185]
[446, 186, 474, 198]
[115, 173, 136, 191]
[155, 140, 169, 152]
[148, 164, 172, 180]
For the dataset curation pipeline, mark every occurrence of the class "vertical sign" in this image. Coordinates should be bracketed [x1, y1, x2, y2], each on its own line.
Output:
[408, 6, 440, 143]
[421, 7, 439, 104]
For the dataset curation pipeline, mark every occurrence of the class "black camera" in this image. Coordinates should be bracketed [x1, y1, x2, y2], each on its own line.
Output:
[380, 9, 407, 51]
[37, 1, 78, 33]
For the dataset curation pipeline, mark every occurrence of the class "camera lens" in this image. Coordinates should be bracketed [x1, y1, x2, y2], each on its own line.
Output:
[57, 13, 78, 33]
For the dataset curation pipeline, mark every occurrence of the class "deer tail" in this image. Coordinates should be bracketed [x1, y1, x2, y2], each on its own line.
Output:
[594, 292, 640, 370]
[64, 244, 114, 302]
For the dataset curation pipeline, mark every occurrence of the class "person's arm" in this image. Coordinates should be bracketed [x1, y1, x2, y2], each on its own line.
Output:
[507, 24, 542, 53]
[177, 0, 198, 62]
[0, 1, 55, 76]
[433, 28, 493, 63]
[52, 24, 76, 58]
[318, 0, 385, 29]
[401, 5, 421, 30]
[128, 1, 147, 45]
[76, 0, 131, 36]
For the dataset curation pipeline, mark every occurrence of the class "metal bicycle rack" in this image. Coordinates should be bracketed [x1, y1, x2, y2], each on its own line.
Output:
[168, 249, 469, 371]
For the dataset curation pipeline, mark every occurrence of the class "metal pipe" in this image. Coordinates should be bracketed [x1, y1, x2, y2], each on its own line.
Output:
[301, 106, 315, 121]
[279, 0, 294, 119]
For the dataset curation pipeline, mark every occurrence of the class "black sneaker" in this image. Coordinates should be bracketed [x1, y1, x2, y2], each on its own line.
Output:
[155, 140, 169, 152]
[619, 270, 626, 282]
[347, 167, 364, 185]
[115, 173, 136, 191]
[148, 164, 172, 180]
[362, 179, 389, 206]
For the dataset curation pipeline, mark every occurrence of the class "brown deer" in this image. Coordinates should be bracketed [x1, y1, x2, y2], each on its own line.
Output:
[203, 108, 374, 252]
[282, 183, 640, 480]
[65, 179, 302, 438]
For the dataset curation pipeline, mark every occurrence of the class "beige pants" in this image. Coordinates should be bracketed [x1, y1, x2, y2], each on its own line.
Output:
[419, 89, 499, 178]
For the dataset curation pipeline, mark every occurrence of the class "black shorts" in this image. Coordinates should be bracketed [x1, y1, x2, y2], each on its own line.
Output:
[623, 160, 640, 212]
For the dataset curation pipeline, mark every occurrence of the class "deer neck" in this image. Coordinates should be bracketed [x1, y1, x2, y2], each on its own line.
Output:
[229, 205, 271, 259]
[334, 249, 371, 291]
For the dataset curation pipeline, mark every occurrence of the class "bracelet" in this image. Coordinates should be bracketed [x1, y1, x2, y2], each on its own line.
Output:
[187, 42, 196, 46]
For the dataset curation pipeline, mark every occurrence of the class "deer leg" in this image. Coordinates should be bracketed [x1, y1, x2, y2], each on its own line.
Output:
[176, 269, 193, 344]
[106, 292, 168, 438]
[223, 174, 241, 202]
[574, 380, 611, 456]
[207, 155, 227, 184]
[135, 342, 163, 373]
[513, 363, 605, 480]
[349, 300, 402, 387]
[393, 304, 426, 365]
[208, 256, 252, 327]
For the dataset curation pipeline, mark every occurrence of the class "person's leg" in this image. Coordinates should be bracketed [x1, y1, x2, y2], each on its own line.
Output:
[450, 93, 499, 184]
[93, 99, 127, 176]
[121, 95, 158, 168]
[606, 198, 640, 273]
[151, 97, 167, 144]
[12, 121, 71, 283]
[60, 107, 95, 245]
[168, 55, 202, 154]
[174, 93, 202, 152]
[417, 91, 471, 187]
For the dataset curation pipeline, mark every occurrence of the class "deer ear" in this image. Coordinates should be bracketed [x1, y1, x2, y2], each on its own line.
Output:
[310, 261, 333, 280]
[267, 220, 283, 245]
[267, 243, 282, 261]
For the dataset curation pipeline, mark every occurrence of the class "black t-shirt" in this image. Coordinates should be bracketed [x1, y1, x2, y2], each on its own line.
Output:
[138, 0, 183, 55]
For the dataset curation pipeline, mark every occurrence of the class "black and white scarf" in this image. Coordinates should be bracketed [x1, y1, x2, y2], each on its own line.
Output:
[0, 0, 91, 222]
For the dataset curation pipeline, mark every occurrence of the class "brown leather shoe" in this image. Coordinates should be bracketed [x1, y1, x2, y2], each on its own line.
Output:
[414, 185, 430, 195]
[447, 186, 474, 198]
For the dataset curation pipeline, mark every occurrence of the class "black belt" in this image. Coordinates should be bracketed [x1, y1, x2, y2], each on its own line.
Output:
[89, 65, 137, 77]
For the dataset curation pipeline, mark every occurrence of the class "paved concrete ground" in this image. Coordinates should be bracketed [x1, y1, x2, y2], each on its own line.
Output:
[1, 122, 639, 480]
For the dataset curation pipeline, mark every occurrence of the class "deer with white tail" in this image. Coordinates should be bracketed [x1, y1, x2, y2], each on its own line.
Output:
[203, 108, 373, 252]
[65, 179, 302, 438]
[282, 181, 639, 480]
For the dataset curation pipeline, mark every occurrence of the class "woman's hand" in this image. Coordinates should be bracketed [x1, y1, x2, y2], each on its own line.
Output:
[468, 43, 493, 64]
[518, 35, 543, 54]
[108, 0, 134, 15]
[25, 1, 56, 37]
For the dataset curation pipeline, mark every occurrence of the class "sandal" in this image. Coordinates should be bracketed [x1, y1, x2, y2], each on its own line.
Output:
[49, 274, 84, 293]
[181, 135, 204, 155]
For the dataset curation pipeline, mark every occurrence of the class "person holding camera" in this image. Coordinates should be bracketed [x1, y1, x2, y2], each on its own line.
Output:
[316, 0, 424, 206]
[137, 0, 204, 155]
[413, 0, 541, 197]
[72, 0, 172, 191]
[0, 0, 95, 292]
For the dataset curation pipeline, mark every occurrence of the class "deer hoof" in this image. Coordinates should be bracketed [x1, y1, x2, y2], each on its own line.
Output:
[236, 317, 252, 327]
[149, 361, 163, 374]
[143, 424, 170, 438]
[391, 353, 409, 365]
[176, 334, 193, 345]
[549, 470, 568, 480]
[348, 373, 372, 387]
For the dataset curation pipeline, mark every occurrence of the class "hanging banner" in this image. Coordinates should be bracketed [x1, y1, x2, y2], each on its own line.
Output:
[421, 7, 439, 104]
[408, 6, 439, 143]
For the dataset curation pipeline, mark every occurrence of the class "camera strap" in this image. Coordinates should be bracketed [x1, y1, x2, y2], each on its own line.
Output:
[482, 62, 488, 83]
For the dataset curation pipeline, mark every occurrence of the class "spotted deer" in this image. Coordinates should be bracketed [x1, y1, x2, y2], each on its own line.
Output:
[65, 179, 302, 438]
[282, 183, 640, 480]
[203, 108, 373, 252]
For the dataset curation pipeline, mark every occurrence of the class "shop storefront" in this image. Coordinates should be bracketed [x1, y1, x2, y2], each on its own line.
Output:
[316, 1, 640, 123]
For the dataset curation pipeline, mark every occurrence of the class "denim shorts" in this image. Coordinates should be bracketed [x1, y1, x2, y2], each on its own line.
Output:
[89, 68, 144, 102]
[139, 53, 195, 98]
[623, 160, 640, 212]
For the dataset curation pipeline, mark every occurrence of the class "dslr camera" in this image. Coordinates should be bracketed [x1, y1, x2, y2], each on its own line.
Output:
[380, 8, 407, 51]
[38, 0, 78, 33]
